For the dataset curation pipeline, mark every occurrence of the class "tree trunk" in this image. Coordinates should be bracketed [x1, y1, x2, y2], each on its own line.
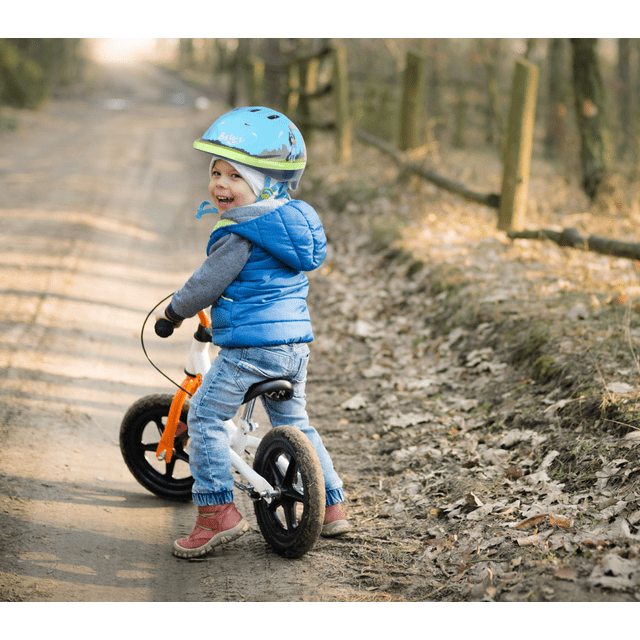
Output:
[453, 82, 468, 149]
[636, 40, 640, 169]
[261, 38, 286, 111]
[570, 38, 612, 199]
[477, 39, 505, 150]
[544, 38, 567, 158]
[426, 39, 444, 142]
[399, 51, 426, 151]
[228, 39, 251, 107]
[617, 38, 632, 161]
[179, 39, 195, 69]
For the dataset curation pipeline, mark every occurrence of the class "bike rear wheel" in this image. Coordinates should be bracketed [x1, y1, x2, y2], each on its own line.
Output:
[119, 394, 193, 501]
[253, 426, 325, 558]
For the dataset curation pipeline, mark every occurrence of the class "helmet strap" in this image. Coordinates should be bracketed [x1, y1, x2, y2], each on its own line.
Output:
[259, 177, 274, 200]
[195, 200, 218, 219]
[259, 177, 290, 201]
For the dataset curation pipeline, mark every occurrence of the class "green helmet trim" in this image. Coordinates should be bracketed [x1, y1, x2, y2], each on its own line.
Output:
[193, 139, 306, 171]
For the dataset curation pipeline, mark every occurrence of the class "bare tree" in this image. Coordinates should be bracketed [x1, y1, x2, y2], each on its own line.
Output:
[476, 39, 505, 150]
[570, 38, 612, 199]
[545, 38, 568, 158]
[616, 38, 633, 161]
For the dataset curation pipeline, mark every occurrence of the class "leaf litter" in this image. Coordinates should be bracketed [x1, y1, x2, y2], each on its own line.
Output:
[302, 136, 640, 601]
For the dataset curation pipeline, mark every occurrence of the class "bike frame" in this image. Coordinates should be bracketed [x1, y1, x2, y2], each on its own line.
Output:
[154, 311, 279, 499]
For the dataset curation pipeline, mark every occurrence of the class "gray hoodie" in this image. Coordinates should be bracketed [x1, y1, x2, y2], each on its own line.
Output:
[168, 198, 284, 321]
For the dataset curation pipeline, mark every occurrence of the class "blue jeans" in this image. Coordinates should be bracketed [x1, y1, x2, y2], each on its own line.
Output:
[187, 343, 345, 508]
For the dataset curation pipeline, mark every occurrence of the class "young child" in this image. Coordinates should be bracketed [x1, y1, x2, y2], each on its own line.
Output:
[158, 106, 349, 558]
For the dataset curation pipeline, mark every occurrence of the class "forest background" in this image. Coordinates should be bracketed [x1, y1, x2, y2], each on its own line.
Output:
[2, 37, 639, 201]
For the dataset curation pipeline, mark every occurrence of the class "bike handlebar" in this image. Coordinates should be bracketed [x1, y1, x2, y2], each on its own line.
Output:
[154, 318, 175, 338]
[154, 310, 210, 338]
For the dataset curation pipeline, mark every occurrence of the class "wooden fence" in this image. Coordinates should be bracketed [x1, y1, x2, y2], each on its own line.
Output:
[244, 47, 639, 258]
[244, 48, 538, 232]
[357, 55, 539, 232]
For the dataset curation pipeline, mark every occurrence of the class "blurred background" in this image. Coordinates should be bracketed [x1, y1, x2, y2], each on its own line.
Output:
[1, 37, 638, 205]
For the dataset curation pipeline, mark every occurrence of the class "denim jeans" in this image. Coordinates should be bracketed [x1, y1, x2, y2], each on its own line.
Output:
[187, 343, 345, 508]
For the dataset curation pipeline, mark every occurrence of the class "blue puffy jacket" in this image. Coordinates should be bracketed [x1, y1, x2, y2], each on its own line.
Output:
[206, 200, 326, 347]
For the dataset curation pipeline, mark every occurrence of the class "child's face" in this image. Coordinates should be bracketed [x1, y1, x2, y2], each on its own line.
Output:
[209, 160, 256, 212]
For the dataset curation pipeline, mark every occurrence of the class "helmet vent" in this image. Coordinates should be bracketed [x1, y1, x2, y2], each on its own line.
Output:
[267, 115, 280, 119]
[249, 108, 261, 112]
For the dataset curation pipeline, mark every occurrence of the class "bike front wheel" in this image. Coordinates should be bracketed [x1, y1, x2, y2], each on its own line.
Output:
[119, 394, 193, 502]
[253, 426, 325, 559]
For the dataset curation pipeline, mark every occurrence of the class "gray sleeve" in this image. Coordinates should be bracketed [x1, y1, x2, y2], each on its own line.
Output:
[169, 233, 252, 319]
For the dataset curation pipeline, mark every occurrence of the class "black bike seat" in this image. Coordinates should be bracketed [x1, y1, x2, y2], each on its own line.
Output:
[243, 379, 294, 404]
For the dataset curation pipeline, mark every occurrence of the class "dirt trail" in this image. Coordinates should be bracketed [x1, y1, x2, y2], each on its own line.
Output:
[0, 60, 361, 603]
[3, 58, 639, 612]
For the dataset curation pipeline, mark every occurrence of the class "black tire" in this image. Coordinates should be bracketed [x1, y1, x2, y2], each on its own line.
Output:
[253, 426, 325, 558]
[120, 394, 193, 501]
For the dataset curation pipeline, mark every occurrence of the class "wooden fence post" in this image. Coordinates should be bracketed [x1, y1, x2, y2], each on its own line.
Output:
[498, 58, 539, 231]
[332, 43, 352, 163]
[399, 51, 426, 151]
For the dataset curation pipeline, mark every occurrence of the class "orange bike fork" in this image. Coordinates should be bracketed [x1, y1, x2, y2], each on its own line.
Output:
[156, 375, 202, 463]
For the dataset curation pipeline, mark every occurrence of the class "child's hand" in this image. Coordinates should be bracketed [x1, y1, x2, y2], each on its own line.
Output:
[154, 306, 182, 338]
[155, 306, 183, 327]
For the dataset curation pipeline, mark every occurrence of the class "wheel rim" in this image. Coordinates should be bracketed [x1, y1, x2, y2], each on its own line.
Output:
[261, 449, 308, 536]
[127, 408, 193, 494]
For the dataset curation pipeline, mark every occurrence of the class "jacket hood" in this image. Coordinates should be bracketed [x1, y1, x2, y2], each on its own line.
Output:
[220, 200, 326, 272]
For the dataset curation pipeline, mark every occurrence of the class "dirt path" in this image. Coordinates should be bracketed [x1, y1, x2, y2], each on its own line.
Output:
[2, 58, 639, 612]
[0, 60, 363, 603]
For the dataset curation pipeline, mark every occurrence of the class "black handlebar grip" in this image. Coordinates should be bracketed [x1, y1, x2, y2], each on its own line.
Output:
[154, 318, 175, 338]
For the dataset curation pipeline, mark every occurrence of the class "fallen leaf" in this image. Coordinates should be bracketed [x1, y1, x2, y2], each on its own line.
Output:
[544, 398, 573, 415]
[566, 303, 590, 321]
[362, 364, 389, 379]
[549, 513, 572, 529]
[480, 448, 511, 467]
[386, 413, 433, 428]
[478, 537, 505, 550]
[341, 394, 367, 410]
[514, 513, 548, 530]
[588, 553, 638, 590]
[352, 320, 377, 338]
[540, 450, 559, 470]
[554, 566, 577, 581]
[606, 381, 634, 394]
[517, 531, 553, 547]
[465, 493, 484, 508]
[498, 429, 536, 448]
[405, 378, 436, 390]
[505, 466, 523, 480]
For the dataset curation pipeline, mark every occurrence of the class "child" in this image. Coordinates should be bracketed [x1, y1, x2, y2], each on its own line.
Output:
[158, 106, 349, 558]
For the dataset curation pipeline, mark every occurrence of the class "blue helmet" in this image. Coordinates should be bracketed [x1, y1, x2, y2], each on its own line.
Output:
[194, 106, 306, 191]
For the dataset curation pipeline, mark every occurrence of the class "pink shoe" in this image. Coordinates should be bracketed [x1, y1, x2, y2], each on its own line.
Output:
[322, 502, 351, 537]
[173, 503, 250, 558]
